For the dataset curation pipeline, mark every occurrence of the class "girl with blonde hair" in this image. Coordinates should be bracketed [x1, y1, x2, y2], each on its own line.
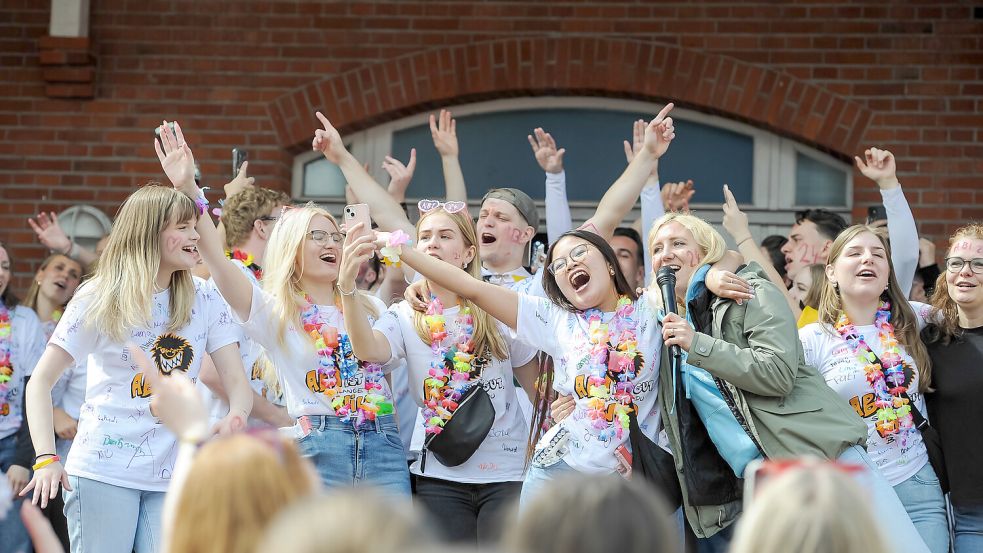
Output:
[729, 463, 888, 553]
[341, 205, 539, 544]
[800, 224, 947, 552]
[923, 223, 983, 552]
[650, 213, 925, 552]
[22, 184, 253, 553]
[156, 122, 410, 495]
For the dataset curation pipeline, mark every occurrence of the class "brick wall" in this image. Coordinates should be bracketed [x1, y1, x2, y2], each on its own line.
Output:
[2, 0, 981, 293]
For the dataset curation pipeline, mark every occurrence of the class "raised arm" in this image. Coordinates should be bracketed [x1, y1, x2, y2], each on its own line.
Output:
[585, 103, 676, 240]
[855, 147, 919, 296]
[313, 112, 416, 237]
[430, 110, 467, 203]
[382, 148, 416, 208]
[338, 226, 398, 363]
[721, 185, 799, 315]
[392, 239, 520, 330]
[28, 212, 99, 269]
[155, 121, 254, 321]
[623, 118, 668, 278]
[529, 127, 572, 243]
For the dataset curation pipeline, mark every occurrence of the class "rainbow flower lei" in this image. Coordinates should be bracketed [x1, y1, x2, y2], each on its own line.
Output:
[580, 296, 639, 442]
[301, 295, 392, 426]
[227, 249, 263, 282]
[834, 300, 914, 442]
[0, 305, 14, 417]
[422, 296, 478, 436]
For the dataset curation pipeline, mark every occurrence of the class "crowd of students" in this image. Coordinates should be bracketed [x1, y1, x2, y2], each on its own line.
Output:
[0, 101, 980, 553]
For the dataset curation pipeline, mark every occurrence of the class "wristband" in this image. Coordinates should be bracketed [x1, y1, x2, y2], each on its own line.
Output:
[380, 230, 412, 266]
[34, 453, 56, 461]
[337, 283, 357, 297]
[736, 236, 754, 248]
[32, 455, 61, 471]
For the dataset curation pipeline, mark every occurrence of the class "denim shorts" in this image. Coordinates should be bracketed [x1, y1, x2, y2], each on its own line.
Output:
[297, 414, 411, 497]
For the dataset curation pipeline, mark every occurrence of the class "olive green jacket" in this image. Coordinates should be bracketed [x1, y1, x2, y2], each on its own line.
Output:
[658, 262, 866, 538]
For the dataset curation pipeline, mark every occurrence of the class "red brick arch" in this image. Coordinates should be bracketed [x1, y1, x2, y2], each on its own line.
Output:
[268, 36, 871, 158]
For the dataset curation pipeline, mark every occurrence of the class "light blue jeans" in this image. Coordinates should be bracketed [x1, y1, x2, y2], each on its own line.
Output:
[0, 434, 30, 553]
[297, 414, 410, 497]
[893, 462, 950, 553]
[518, 457, 577, 512]
[63, 475, 165, 553]
[952, 502, 983, 553]
[838, 445, 931, 553]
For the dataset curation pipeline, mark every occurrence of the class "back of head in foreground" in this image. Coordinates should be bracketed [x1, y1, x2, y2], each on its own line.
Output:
[256, 488, 427, 553]
[729, 463, 888, 553]
[506, 474, 678, 553]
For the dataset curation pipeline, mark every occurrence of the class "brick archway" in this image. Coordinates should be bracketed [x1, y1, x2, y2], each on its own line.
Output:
[268, 36, 871, 158]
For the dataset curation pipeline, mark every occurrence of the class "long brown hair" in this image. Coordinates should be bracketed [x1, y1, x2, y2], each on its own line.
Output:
[22, 254, 83, 314]
[925, 223, 983, 345]
[166, 432, 314, 553]
[817, 225, 932, 391]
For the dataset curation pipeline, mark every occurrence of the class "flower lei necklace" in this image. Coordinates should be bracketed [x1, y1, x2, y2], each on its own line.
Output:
[580, 296, 639, 442]
[0, 305, 14, 417]
[834, 300, 914, 443]
[227, 249, 262, 281]
[301, 294, 392, 426]
[422, 295, 480, 436]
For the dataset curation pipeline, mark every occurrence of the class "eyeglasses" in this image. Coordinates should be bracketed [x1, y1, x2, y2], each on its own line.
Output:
[418, 199, 467, 214]
[307, 229, 344, 246]
[258, 215, 278, 223]
[548, 243, 590, 275]
[944, 257, 983, 275]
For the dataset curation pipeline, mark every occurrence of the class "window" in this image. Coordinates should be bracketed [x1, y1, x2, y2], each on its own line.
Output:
[58, 205, 112, 250]
[293, 97, 852, 243]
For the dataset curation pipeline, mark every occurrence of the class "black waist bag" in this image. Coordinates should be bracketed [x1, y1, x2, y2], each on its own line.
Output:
[421, 383, 495, 472]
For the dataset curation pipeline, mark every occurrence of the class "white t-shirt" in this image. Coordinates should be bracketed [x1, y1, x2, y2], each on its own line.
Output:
[514, 292, 662, 474]
[799, 301, 933, 485]
[50, 279, 239, 491]
[237, 285, 393, 422]
[373, 301, 537, 482]
[0, 305, 46, 440]
[201, 261, 284, 425]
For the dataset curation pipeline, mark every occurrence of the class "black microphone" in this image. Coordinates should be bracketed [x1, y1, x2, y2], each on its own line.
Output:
[656, 266, 682, 363]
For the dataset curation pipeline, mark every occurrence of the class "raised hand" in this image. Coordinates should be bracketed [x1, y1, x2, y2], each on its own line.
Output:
[339, 224, 378, 293]
[527, 127, 565, 174]
[622, 119, 646, 163]
[429, 109, 459, 157]
[312, 111, 349, 164]
[918, 238, 937, 268]
[154, 121, 198, 195]
[854, 147, 899, 189]
[382, 148, 417, 203]
[663, 180, 695, 212]
[642, 103, 676, 159]
[721, 184, 752, 245]
[27, 212, 71, 254]
[223, 161, 255, 199]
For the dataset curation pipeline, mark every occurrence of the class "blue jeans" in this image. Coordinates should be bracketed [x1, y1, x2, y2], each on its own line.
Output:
[63, 475, 165, 553]
[893, 462, 950, 553]
[953, 502, 983, 552]
[838, 445, 930, 553]
[518, 457, 577, 512]
[297, 414, 410, 497]
[0, 434, 30, 553]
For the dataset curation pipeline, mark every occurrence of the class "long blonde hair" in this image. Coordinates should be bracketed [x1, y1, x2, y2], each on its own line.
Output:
[926, 223, 983, 345]
[22, 253, 83, 313]
[261, 203, 378, 348]
[410, 209, 508, 361]
[645, 213, 727, 310]
[818, 225, 932, 390]
[84, 184, 198, 342]
[729, 463, 887, 553]
[167, 432, 315, 553]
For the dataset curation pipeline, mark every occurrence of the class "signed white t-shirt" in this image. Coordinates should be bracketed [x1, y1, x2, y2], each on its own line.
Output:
[50, 279, 238, 491]
[373, 301, 537, 482]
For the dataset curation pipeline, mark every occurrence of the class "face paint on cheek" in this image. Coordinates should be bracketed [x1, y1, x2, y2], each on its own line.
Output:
[164, 235, 183, 254]
[685, 251, 699, 268]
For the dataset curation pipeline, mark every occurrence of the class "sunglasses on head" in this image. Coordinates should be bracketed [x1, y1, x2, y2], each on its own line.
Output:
[418, 199, 467, 215]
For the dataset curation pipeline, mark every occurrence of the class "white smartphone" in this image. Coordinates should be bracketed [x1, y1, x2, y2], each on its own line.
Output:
[343, 204, 371, 242]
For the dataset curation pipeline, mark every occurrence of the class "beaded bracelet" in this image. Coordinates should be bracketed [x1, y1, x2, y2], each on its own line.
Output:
[32, 455, 61, 471]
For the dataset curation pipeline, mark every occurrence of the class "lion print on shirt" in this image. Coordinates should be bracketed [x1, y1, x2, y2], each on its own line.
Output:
[131, 333, 194, 398]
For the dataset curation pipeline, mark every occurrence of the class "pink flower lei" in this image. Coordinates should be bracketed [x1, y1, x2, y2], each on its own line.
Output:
[579, 296, 639, 442]
[0, 305, 14, 417]
[421, 295, 478, 436]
